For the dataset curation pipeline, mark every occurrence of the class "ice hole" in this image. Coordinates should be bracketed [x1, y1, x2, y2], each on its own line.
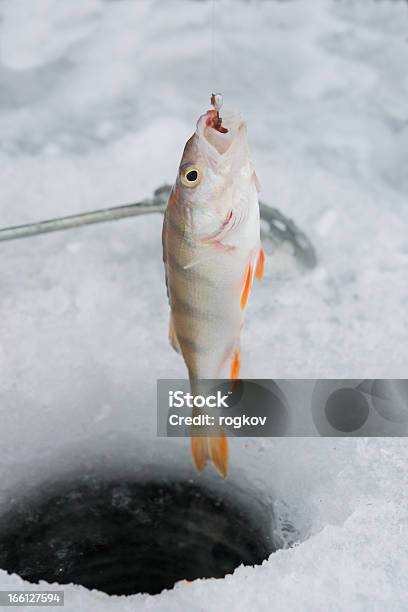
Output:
[0, 474, 279, 596]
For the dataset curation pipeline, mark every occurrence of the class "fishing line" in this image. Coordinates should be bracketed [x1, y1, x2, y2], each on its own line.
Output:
[210, 0, 215, 89]
[210, 0, 219, 93]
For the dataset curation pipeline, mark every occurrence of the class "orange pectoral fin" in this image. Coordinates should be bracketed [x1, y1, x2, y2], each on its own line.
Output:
[240, 263, 253, 310]
[255, 247, 265, 281]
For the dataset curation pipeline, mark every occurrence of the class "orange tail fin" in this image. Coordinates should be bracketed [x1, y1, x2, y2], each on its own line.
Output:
[189, 380, 229, 478]
[191, 436, 209, 473]
[209, 435, 229, 478]
[191, 434, 229, 478]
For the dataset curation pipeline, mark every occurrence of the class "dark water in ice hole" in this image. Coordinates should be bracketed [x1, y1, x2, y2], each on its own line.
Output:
[0, 478, 276, 596]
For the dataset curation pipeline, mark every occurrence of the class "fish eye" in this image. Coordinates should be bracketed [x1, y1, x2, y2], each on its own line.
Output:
[181, 166, 201, 188]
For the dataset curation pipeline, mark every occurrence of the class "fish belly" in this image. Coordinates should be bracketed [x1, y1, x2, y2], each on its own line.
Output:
[166, 233, 251, 380]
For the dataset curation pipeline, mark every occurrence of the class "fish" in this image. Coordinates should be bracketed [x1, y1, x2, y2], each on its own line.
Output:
[162, 95, 264, 478]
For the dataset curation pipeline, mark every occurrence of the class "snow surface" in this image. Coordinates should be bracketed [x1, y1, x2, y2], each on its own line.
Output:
[0, 0, 407, 610]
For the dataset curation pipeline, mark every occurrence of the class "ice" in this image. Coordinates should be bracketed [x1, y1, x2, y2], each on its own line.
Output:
[0, 0, 407, 610]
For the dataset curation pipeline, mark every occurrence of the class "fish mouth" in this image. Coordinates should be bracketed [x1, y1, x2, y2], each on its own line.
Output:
[199, 111, 245, 156]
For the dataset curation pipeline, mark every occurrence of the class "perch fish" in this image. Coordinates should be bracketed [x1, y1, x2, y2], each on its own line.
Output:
[162, 95, 264, 477]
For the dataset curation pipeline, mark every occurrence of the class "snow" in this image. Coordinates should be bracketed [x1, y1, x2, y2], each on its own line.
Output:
[0, 0, 407, 610]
